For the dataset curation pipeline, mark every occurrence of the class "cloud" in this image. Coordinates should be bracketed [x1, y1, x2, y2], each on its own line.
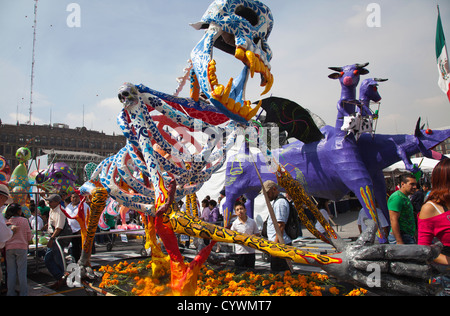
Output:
[82, 98, 124, 134]
[346, 5, 370, 28]
[32, 91, 54, 109]
[414, 96, 445, 108]
[58, 97, 123, 135]
[97, 97, 122, 112]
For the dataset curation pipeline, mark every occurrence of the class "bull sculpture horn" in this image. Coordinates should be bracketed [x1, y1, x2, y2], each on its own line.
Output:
[355, 62, 370, 68]
[328, 67, 343, 72]
[415, 118, 422, 138]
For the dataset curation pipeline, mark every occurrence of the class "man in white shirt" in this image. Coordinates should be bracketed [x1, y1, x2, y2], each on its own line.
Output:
[261, 180, 292, 272]
[66, 192, 90, 263]
[230, 201, 260, 268]
[44, 194, 70, 289]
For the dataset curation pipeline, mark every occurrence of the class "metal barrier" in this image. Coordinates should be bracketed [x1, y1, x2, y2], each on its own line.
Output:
[5, 191, 146, 274]
[55, 229, 145, 272]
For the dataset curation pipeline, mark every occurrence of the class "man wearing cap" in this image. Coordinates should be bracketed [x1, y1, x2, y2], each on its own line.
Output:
[44, 194, 70, 289]
[261, 180, 292, 272]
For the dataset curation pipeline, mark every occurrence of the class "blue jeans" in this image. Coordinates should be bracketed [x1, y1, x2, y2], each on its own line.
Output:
[44, 244, 65, 280]
[435, 276, 450, 296]
[6, 249, 28, 296]
[388, 233, 416, 244]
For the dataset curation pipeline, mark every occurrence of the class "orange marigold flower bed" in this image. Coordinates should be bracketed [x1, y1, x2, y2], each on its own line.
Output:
[96, 258, 367, 297]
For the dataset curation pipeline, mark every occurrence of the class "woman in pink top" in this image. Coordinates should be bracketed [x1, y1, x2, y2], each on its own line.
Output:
[5, 203, 32, 296]
[418, 159, 450, 295]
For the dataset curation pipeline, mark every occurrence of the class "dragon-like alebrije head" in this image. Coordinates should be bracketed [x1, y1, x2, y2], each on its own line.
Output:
[190, 0, 274, 124]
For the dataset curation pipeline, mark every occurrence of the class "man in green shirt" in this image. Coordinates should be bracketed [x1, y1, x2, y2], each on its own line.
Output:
[388, 174, 418, 244]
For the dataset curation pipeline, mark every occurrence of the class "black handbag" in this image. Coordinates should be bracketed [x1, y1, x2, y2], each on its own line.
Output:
[52, 220, 73, 248]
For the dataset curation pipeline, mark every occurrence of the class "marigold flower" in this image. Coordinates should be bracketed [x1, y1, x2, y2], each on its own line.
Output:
[346, 288, 367, 296]
[275, 288, 285, 296]
[329, 287, 340, 295]
[310, 290, 322, 296]
[228, 280, 238, 291]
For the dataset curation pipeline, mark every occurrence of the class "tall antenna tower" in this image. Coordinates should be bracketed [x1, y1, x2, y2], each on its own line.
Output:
[28, 0, 38, 125]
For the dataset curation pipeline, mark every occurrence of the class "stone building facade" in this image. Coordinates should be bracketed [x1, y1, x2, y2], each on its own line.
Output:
[0, 123, 126, 183]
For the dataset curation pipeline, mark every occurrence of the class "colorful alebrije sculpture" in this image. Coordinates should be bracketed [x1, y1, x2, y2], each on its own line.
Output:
[35, 162, 77, 194]
[74, 0, 446, 296]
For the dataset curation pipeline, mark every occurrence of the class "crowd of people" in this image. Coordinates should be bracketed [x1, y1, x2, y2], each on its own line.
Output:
[0, 188, 91, 295]
[0, 159, 449, 296]
[208, 160, 450, 292]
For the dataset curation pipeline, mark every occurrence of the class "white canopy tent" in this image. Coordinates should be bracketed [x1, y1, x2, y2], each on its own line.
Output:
[383, 155, 450, 174]
[195, 135, 269, 228]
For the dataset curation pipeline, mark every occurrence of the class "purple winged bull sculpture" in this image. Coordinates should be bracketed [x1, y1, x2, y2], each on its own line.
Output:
[225, 121, 450, 229]
[329, 62, 369, 130]
[224, 63, 450, 243]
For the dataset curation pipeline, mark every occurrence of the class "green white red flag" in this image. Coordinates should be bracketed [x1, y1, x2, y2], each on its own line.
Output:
[436, 6, 450, 102]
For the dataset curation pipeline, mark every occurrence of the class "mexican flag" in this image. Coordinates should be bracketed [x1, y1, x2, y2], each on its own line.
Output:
[436, 7, 450, 102]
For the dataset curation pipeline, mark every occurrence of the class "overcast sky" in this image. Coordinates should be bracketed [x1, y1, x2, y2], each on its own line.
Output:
[1, 0, 449, 136]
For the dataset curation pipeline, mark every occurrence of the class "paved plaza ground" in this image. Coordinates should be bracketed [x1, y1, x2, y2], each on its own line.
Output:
[3, 210, 361, 296]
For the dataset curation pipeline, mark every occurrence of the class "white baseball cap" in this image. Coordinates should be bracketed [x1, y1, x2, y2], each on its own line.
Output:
[0, 184, 13, 204]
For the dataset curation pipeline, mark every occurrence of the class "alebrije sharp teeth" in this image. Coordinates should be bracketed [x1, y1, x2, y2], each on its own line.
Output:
[208, 47, 273, 121]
